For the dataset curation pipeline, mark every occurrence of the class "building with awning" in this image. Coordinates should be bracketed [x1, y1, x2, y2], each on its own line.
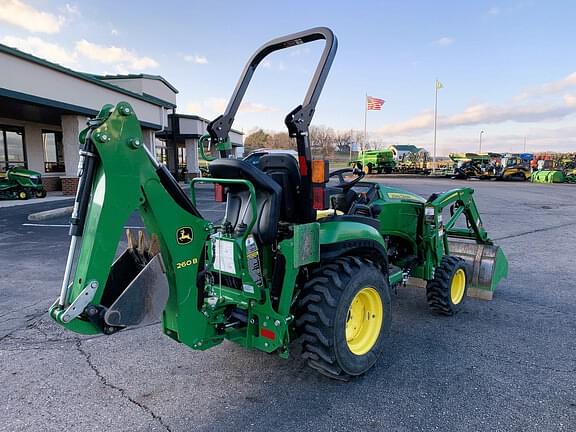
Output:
[0, 43, 243, 194]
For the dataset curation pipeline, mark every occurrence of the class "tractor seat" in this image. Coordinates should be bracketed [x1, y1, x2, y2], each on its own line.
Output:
[209, 159, 282, 245]
[259, 154, 301, 222]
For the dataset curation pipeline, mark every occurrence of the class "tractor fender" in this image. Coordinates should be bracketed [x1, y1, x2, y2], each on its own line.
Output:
[318, 219, 388, 271]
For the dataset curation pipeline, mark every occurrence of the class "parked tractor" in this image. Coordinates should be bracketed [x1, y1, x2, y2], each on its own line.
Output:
[0, 166, 47, 200]
[496, 154, 531, 181]
[352, 149, 396, 174]
[50, 28, 508, 379]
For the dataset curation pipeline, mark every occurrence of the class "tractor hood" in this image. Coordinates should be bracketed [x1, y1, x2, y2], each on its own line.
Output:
[377, 185, 426, 204]
[7, 167, 42, 179]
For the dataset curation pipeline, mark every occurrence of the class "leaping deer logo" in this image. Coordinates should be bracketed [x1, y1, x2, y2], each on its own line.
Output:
[177, 227, 193, 244]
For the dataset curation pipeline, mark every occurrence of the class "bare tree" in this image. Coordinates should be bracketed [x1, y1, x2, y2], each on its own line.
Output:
[333, 130, 352, 154]
[310, 125, 336, 158]
[267, 132, 292, 149]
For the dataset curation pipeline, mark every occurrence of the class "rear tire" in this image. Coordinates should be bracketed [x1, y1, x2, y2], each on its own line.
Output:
[35, 189, 47, 198]
[17, 190, 29, 200]
[426, 256, 468, 316]
[296, 256, 391, 380]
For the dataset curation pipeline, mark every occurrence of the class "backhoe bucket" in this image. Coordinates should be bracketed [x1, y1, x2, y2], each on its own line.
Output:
[448, 240, 508, 300]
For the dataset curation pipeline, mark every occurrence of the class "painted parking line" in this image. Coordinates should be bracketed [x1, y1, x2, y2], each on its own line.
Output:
[22, 223, 146, 229]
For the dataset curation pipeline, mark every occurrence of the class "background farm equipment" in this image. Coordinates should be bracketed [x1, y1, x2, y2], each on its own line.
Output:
[352, 149, 396, 174]
[496, 154, 531, 181]
[394, 150, 430, 175]
[0, 166, 47, 200]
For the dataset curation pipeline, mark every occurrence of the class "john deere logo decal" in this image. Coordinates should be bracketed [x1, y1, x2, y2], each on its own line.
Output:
[177, 227, 193, 245]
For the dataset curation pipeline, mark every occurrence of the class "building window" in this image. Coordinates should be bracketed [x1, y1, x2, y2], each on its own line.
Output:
[42, 130, 65, 173]
[155, 138, 167, 165]
[178, 146, 186, 170]
[0, 126, 26, 172]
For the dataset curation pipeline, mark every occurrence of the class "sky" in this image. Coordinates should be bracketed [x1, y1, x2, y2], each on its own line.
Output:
[1, 0, 576, 154]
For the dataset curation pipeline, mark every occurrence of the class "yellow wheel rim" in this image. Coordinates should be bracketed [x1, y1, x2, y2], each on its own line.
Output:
[450, 268, 466, 304]
[345, 287, 383, 355]
[19, 191, 26, 199]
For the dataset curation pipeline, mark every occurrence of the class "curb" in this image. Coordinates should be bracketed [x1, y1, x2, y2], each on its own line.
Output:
[28, 206, 73, 221]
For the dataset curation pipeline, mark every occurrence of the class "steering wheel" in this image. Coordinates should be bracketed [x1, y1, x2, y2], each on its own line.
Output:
[329, 167, 365, 191]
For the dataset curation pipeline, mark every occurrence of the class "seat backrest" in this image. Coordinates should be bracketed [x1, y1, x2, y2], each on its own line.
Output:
[209, 159, 282, 245]
[259, 154, 301, 222]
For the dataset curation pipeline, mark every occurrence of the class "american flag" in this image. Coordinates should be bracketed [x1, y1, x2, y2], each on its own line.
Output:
[367, 96, 385, 110]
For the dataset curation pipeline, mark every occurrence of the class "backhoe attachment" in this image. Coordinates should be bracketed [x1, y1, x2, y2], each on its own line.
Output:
[50, 102, 212, 345]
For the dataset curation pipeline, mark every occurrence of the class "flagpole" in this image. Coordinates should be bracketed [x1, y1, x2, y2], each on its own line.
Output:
[364, 93, 368, 151]
[432, 81, 438, 174]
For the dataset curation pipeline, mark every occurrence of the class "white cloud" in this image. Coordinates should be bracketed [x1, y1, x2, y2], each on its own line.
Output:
[0, 35, 76, 66]
[260, 59, 286, 71]
[488, 6, 501, 15]
[289, 47, 311, 57]
[517, 71, 576, 100]
[564, 94, 576, 107]
[63, 3, 80, 16]
[183, 54, 208, 64]
[75, 40, 158, 72]
[239, 101, 278, 113]
[0, 0, 65, 34]
[185, 98, 277, 116]
[380, 97, 576, 135]
[432, 37, 455, 47]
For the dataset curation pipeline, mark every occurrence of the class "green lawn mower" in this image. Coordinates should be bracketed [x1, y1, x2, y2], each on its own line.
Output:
[0, 166, 47, 200]
[50, 27, 508, 379]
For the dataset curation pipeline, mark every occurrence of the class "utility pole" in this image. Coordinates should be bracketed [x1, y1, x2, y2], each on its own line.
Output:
[432, 79, 443, 173]
[523, 136, 527, 153]
[432, 84, 438, 173]
[479, 130, 485, 153]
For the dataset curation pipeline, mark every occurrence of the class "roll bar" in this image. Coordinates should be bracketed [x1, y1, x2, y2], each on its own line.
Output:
[207, 27, 338, 222]
[207, 27, 337, 145]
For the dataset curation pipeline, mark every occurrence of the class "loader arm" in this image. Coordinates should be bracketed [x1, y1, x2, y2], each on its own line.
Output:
[50, 103, 215, 348]
[426, 187, 491, 244]
[425, 187, 508, 296]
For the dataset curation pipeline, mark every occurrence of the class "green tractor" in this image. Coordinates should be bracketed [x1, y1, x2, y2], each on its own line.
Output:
[0, 165, 47, 200]
[353, 149, 396, 174]
[50, 28, 508, 379]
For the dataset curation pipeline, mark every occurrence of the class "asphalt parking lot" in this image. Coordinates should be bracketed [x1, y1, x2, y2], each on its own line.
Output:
[1, 178, 575, 432]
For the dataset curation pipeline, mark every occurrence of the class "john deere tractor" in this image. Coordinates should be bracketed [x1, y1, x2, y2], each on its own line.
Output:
[50, 28, 507, 379]
[0, 166, 47, 200]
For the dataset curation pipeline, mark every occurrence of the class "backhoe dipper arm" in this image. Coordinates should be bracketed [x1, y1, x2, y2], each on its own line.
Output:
[50, 103, 213, 347]
[207, 27, 338, 223]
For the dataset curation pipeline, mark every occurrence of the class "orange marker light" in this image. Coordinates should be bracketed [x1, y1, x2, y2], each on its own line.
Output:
[311, 160, 329, 184]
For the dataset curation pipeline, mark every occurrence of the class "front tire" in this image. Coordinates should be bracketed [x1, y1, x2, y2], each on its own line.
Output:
[426, 256, 468, 316]
[296, 256, 391, 380]
[17, 190, 29, 200]
[35, 189, 47, 198]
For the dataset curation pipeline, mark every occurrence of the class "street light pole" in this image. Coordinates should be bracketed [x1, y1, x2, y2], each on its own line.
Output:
[479, 130, 485, 153]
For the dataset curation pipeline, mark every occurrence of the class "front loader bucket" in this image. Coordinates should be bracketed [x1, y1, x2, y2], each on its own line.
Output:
[448, 240, 508, 300]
